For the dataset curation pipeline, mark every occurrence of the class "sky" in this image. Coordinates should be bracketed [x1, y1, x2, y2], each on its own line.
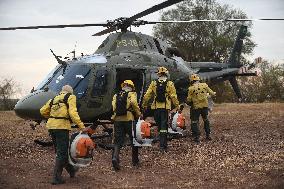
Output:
[0, 0, 283, 97]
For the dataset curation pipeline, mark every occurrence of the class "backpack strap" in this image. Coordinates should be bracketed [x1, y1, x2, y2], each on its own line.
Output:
[126, 92, 136, 115]
[49, 98, 55, 108]
[63, 93, 72, 109]
[49, 93, 71, 109]
[49, 93, 72, 121]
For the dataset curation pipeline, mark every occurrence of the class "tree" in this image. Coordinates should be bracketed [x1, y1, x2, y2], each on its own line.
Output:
[211, 81, 235, 103]
[153, 0, 257, 102]
[153, 0, 256, 63]
[239, 61, 284, 102]
[0, 78, 21, 110]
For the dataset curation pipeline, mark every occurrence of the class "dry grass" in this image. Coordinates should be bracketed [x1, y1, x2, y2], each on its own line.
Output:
[0, 103, 283, 188]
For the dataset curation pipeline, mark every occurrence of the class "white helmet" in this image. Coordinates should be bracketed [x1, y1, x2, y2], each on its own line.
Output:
[69, 132, 95, 167]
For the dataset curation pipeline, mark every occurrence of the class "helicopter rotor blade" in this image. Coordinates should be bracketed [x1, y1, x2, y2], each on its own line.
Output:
[93, 18, 284, 36]
[128, 0, 184, 22]
[226, 18, 284, 21]
[0, 23, 108, 30]
[92, 27, 117, 36]
[92, 0, 184, 36]
[145, 18, 284, 24]
[146, 20, 223, 24]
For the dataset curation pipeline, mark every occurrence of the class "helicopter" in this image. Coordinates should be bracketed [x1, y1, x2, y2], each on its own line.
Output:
[0, 0, 281, 144]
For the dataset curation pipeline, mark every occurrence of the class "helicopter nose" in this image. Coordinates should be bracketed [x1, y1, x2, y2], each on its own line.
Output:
[14, 90, 57, 120]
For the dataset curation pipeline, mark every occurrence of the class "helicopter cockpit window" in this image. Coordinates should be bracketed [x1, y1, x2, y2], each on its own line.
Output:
[39, 64, 91, 99]
[92, 70, 108, 97]
[36, 65, 61, 90]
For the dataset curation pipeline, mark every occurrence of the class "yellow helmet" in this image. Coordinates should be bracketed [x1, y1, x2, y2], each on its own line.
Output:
[157, 67, 169, 75]
[121, 80, 135, 89]
[190, 74, 200, 82]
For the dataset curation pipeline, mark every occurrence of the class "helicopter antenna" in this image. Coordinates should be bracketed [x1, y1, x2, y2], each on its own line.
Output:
[50, 49, 66, 65]
[73, 41, 77, 59]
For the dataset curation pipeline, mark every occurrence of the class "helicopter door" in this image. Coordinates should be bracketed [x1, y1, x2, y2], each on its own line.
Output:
[115, 68, 145, 104]
[88, 68, 112, 115]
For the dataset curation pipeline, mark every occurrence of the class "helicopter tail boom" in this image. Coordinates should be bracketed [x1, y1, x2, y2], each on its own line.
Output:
[204, 25, 249, 100]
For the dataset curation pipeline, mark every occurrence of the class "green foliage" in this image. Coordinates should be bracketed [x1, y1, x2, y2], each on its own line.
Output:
[153, 0, 256, 62]
[152, 0, 284, 103]
[209, 81, 236, 103]
[239, 61, 284, 102]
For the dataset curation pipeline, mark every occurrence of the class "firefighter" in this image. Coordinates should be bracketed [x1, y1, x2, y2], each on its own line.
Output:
[111, 80, 141, 171]
[187, 74, 216, 144]
[40, 85, 88, 185]
[142, 67, 179, 152]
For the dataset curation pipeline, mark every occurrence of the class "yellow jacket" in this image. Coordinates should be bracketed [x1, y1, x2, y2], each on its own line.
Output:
[187, 82, 215, 109]
[112, 91, 141, 121]
[40, 92, 85, 130]
[142, 80, 179, 110]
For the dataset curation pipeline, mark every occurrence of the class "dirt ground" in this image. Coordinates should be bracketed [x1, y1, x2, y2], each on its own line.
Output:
[0, 103, 283, 189]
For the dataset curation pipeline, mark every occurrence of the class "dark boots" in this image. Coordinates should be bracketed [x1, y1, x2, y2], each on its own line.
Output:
[112, 145, 139, 170]
[132, 146, 139, 166]
[204, 119, 212, 141]
[51, 159, 65, 185]
[206, 135, 212, 140]
[51, 160, 79, 184]
[159, 133, 168, 152]
[65, 163, 79, 178]
[191, 122, 200, 144]
[112, 145, 120, 171]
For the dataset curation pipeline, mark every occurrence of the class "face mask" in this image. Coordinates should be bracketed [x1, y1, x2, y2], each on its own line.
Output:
[122, 86, 132, 92]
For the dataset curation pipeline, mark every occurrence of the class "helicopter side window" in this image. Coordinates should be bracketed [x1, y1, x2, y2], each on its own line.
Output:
[73, 69, 91, 99]
[92, 70, 108, 97]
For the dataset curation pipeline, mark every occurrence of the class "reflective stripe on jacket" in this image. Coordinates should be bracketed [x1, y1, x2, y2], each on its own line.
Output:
[187, 82, 215, 109]
[142, 80, 179, 110]
[111, 91, 141, 121]
[40, 92, 85, 130]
